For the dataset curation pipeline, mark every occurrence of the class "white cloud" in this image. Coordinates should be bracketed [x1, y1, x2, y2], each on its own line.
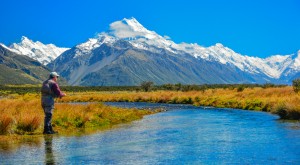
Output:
[109, 21, 144, 38]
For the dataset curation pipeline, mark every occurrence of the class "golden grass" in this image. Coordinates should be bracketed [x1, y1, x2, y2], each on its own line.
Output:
[1, 86, 299, 136]
[0, 87, 299, 150]
[0, 96, 155, 136]
[60, 86, 300, 119]
[0, 115, 14, 134]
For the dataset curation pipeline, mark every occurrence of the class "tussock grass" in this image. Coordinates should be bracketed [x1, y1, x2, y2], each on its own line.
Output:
[1, 87, 299, 150]
[61, 87, 300, 120]
[0, 115, 14, 134]
[0, 96, 155, 135]
[1, 86, 299, 135]
[53, 103, 153, 132]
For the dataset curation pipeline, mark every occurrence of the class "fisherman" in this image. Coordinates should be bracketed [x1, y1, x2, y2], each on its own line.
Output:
[41, 72, 66, 134]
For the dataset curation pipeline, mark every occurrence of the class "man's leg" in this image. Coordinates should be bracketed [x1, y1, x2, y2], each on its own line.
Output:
[43, 105, 54, 134]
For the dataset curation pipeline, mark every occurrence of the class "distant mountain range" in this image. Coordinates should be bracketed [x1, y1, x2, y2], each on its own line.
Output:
[0, 43, 50, 85]
[8, 36, 69, 65]
[1, 17, 299, 86]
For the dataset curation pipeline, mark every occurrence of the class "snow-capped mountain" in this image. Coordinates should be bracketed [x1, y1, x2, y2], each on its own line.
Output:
[8, 36, 70, 65]
[0, 43, 51, 84]
[47, 17, 299, 86]
[186, 43, 296, 79]
[108, 18, 178, 53]
[106, 18, 300, 80]
[55, 18, 299, 82]
[3, 17, 297, 86]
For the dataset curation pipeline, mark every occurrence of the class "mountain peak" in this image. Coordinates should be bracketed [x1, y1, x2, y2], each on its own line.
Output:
[47, 18, 300, 85]
[108, 17, 155, 39]
[20, 36, 34, 46]
[9, 36, 69, 65]
[21, 36, 29, 41]
[215, 43, 224, 47]
[121, 17, 145, 32]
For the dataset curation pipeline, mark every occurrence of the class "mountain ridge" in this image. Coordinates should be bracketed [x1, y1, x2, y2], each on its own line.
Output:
[1, 17, 299, 85]
[0, 44, 51, 85]
[103, 18, 300, 80]
[48, 35, 277, 86]
[8, 36, 69, 65]
[48, 18, 300, 85]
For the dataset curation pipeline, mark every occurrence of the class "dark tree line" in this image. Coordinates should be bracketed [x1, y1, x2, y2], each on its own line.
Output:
[0, 81, 292, 95]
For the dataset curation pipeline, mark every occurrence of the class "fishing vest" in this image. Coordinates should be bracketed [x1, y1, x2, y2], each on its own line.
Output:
[41, 79, 56, 97]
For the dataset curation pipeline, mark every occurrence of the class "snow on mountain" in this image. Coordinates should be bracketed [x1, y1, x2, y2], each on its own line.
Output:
[74, 33, 116, 58]
[108, 17, 178, 54]
[74, 38, 99, 58]
[291, 50, 300, 68]
[190, 43, 294, 78]
[100, 18, 298, 79]
[9, 36, 70, 65]
[57, 17, 300, 80]
[0, 43, 20, 54]
[279, 50, 300, 78]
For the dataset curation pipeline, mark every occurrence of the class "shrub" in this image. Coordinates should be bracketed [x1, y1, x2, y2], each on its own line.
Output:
[237, 85, 245, 92]
[262, 83, 275, 88]
[174, 83, 182, 91]
[274, 103, 288, 119]
[292, 78, 300, 93]
[273, 103, 300, 120]
[140, 81, 154, 92]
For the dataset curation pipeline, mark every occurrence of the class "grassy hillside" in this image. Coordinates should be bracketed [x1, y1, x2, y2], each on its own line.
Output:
[0, 65, 41, 84]
[0, 45, 49, 84]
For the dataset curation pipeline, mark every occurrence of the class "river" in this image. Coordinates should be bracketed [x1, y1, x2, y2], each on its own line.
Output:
[1, 102, 300, 164]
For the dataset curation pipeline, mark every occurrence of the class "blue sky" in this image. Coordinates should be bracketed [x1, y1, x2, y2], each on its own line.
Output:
[0, 0, 299, 58]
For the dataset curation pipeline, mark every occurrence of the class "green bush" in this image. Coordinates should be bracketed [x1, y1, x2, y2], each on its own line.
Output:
[292, 78, 300, 93]
[140, 81, 154, 92]
[237, 85, 245, 92]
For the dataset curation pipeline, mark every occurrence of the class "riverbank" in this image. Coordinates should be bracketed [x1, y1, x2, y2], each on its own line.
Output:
[1, 86, 299, 137]
[0, 97, 157, 137]
[2, 103, 300, 164]
[59, 86, 300, 120]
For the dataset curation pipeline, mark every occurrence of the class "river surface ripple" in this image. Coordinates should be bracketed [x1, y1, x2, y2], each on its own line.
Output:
[1, 102, 300, 164]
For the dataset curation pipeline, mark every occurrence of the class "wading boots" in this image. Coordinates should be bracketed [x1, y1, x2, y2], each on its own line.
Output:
[43, 125, 58, 134]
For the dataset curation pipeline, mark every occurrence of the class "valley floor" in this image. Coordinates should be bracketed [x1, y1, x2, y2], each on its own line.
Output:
[0, 86, 299, 145]
[60, 86, 300, 120]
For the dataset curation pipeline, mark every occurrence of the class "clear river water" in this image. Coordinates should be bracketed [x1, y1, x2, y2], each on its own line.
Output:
[1, 102, 300, 164]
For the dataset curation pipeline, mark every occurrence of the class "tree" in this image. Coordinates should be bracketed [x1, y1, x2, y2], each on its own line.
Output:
[174, 83, 182, 91]
[262, 83, 275, 88]
[237, 85, 245, 92]
[162, 84, 174, 90]
[140, 81, 154, 92]
[292, 78, 300, 93]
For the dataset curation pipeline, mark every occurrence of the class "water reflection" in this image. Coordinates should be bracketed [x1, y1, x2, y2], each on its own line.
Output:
[0, 136, 42, 153]
[44, 135, 55, 165]
[1, 102, 300, 164]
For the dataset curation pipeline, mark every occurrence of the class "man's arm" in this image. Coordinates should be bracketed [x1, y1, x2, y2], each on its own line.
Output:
[51, 83, 66, 98]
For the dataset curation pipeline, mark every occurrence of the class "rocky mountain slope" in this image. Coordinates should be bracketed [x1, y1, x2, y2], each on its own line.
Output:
[48, 18, 298, 86]
[0, 44, 51, 85]
[3, 18, 299, 86]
